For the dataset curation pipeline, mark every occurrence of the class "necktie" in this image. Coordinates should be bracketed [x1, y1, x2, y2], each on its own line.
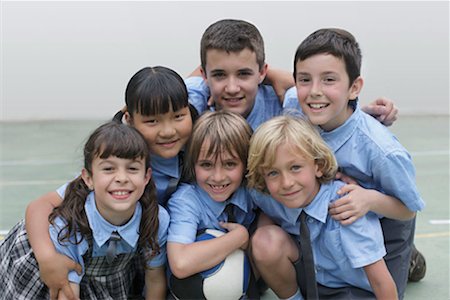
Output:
[299, 211, 318, 299]
[106, 231, 122, 264]
[224, 203, 237, 223]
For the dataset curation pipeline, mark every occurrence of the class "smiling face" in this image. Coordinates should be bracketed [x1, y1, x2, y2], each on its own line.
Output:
[126, 105, 192, 159]
[202, 48, 267, 118]
[194, 139, 244, 202]
[295, 53, 363, 131]
[82, 155, 151, 225]
[263, 143, 322, 209]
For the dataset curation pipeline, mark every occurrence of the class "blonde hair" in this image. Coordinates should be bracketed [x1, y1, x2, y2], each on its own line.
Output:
[247, 115, 337, 192]
[183, 111, 253, 183]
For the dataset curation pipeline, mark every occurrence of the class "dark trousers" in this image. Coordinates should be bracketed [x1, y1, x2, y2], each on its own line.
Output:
[381, 216, 416, 300]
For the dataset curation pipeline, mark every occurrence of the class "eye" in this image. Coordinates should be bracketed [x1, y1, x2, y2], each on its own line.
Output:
[145, 118, 158, 125]
[291, 165, 302, 172]
[102, 166, 114, 172]
[224, 161, 238, 169]
[211, 72, 226, 79]
[296, 77, 310, 84]
[198, 161, 213, 169]
[265, 169, 278, 178]
[323, 76, 336, 84]
[238, 70, 253, 77]
[174, 113, 186, 120]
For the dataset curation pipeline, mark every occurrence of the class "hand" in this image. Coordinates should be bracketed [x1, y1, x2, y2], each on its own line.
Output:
[362, 97, 398, 126]
[264, 67, 295, 103]
[220, 222, 249, 250]
[334, 171, 358, 185]
[38, 252, 82, 300]
[328, 184, 372, 225]
[207, 95, 215, 108]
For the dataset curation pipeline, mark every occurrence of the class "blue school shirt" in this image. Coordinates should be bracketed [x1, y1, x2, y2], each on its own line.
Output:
[167, 183, 256, 244]
[185, 76, 282, 130]
[282, 90, 425, 212]
[151, 153, 181, 206]
[253, 181, 386, 291]
[50, 191, 170, 283]
[320, 104, 425, 212]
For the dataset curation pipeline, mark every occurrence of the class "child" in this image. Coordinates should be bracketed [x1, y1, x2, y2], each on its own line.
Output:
[0, 121, 169, 299]
[186, 18, 398, 130]
[24, 66, 194, 298]
[166, 111, 257, 298]
[247, 115, 398, 300]
[290, 28, 424, 297]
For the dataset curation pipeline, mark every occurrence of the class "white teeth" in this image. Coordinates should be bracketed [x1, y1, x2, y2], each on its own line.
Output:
[310, 103, 327, 109]
[112, 191, 129, 196]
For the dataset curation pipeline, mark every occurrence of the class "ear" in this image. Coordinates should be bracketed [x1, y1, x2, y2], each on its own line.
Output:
[144, 168, 152, 186]
[259, 63, 269, 84]
[349, 76, 364, 99]
[81, 168, 94, 190]
[200, 67, 208, 81]
[315, 162, 324, 179]
[124, 111, 132, 125]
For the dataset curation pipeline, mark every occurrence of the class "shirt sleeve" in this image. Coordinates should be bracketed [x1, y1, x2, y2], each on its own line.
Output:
[49, 218, 87, 284]
[185, 76, 210, 115]
[339, 212, 386, 269]
[167, 192, 201, 244]
[372, 149, 425, 212]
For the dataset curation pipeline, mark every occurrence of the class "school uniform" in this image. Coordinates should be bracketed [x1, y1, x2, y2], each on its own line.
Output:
[185, 76, 282, 130]
[320, 103, 424, 298]
[0, 192, 169, 300]
[151, 153, 182, 206]
[167, 183, 257, 244]
[253, 181, 386, 298]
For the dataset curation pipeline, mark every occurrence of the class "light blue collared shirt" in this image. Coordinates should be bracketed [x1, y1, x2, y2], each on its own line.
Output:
[50, 191, 169, 283]
[151, 153, 181, 206]
[185, 76, 282, 131]
[320, 104, 425, 212]
[282, 90, 425, 212]
[253, 181, 386, 291]
[167, 183, 256, 244]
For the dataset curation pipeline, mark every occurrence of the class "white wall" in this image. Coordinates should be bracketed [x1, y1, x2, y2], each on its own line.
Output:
[2, 1, 449, 120]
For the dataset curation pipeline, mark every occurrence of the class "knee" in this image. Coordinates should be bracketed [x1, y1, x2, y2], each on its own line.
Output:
[251, 225, 287, 264]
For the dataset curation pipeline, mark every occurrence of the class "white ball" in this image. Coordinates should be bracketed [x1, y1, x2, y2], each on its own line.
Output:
[169, 229, 251, 300]
[200, 229, 250, 299]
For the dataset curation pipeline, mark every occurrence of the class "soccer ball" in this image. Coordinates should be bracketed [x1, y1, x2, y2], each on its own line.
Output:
[169, 229, 251, 299]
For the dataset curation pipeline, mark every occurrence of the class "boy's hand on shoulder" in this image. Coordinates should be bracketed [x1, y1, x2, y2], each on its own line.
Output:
[329, 184, 372, 225]
[362, 97, 398, 126]
[38, 252, 82, 300]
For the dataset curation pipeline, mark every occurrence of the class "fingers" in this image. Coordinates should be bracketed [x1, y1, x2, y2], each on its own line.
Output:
[60, 283, 77, 300]
[49, 287, 58, 300]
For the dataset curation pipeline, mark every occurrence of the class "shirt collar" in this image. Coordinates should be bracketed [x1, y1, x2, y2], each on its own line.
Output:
[194, 184, 249, 217]
[320, 103, 361, 152]
[151, 153, 180, 178]
[85, 192, 142, 248]
[302, 183, 334, 224]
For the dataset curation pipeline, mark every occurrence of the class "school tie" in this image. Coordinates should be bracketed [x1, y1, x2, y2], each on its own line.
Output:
[106, 231, 122, 264]
[299, 211, 318, 299]
[224, 203, 237, 223]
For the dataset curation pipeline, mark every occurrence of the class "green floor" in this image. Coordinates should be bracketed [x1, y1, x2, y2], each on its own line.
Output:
[1, 116, 449, 299]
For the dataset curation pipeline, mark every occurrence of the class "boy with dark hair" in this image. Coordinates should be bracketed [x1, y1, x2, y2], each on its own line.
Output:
[255, 28, 424, 299]
[186, 19, 398, 130]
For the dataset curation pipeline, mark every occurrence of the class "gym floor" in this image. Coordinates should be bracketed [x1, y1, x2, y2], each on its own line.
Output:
[1, 116, 449, 299]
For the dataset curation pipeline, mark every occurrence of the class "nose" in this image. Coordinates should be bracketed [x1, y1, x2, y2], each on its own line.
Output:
[224, 76, 240, 94]
[211, 165, 226, 182]
[115, 168, 129, 183]
[280, 172, 294, 189]
[310, 80, 323, 98]
[159, 121, 176, 138]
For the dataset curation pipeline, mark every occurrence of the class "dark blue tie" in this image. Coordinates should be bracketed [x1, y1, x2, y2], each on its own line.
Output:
[299, 211, 318, 299]
[106, 231, 122, 264]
